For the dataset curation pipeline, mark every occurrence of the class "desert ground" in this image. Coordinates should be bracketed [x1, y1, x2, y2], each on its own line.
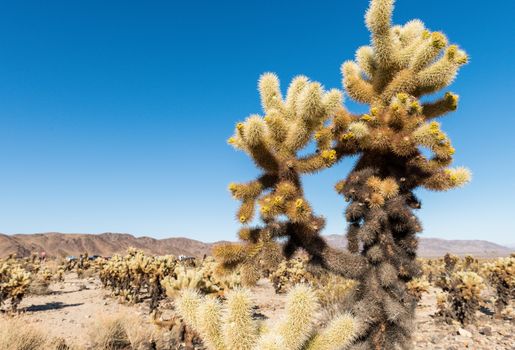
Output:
[1, 271, 513, 350]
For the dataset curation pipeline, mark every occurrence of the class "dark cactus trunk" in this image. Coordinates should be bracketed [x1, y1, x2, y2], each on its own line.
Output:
[340, 154, 423, 349]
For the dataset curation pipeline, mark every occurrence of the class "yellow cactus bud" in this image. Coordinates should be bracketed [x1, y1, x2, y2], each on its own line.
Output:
[431, 32, 447, 49]
[295, 199, 304, 209]
[410, 100, 422, 113]
[370, 107, 378, 116]
[422, 30, 430, 39]
[340, 132, 354, 141]
[445, 92, 459, 110]
[321, 149, 337, 163]
[361, 114, 373, 122]
[397, 93, 408, 103]
[272, 196, 284, 206]
[334, 180, 346, 194]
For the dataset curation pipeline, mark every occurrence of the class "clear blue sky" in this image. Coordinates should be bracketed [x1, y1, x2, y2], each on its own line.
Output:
[0, 1, 514, 245]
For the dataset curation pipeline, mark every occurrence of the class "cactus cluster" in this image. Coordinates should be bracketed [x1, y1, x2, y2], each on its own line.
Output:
[0, 256, 32, 311]
[99, 248, 177, 309]
[436, 271, 486, 325]
[483, 257, 515, 316]
[215, 0, 470, 347]
[161, 257, 240, 298]
[269, 256, 314, 294]
[99, 249, 240, 311]
[268, 254, 356, 308]
[405, 277, 430, 302]
[176, 284, 360, 350]
[415, 255, 515, 323]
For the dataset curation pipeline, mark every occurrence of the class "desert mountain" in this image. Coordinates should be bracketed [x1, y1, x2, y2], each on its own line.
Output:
[0, 232, 512, 259]
[0, 232, 214, 259]
[324, 234, 513, 258]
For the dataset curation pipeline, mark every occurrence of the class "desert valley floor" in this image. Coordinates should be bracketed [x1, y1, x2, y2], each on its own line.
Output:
[1, 272, 513, 350]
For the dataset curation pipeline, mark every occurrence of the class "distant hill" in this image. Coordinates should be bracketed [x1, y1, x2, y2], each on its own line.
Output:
[324, 234, 513, 258]
[0, 232, 213, 258]
[0, 232, 512, 259]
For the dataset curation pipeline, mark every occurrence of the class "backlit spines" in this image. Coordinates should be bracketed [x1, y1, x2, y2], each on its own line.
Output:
[176, 285, 358, 350]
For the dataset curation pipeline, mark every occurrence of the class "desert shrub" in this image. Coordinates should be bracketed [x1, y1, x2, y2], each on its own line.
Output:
[90, 315, 132, 350]
[436, 271, 486, 324]
[0, 318, 48, 350]
[89, 313, 169, 350]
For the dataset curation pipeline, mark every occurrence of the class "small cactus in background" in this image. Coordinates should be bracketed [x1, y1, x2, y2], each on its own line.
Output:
[406, 277, 431, 302]
[436, 253, 459, 290]
[269, 256, 314, 294]
[436, 271, 486, 325]
[483, 257, 515, 316]
[0, 258, 32, 311]
[99, 248, 178, 308]
[161, 258, 240, 297]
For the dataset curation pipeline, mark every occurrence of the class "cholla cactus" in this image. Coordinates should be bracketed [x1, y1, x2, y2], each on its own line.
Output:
[269, 255, 355, 307]
[436, 271, 485, 324]
[214, 71, 344, 282]
[483, 257, 515, 316]
[99, 249, 178, 309]
[269, 257, 314, 294]
[462, 255, 479, 272]
[0, 259, 32, 311]
[161, 259, 240, 297]
[406, 277, 430, 302]
[176, 285, 360, 350]
[435, 253, 459, 290]
[217, 0, 470, 348]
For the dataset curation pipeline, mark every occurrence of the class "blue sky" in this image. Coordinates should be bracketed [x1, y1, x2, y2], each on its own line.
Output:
[0, 0, 514, 245]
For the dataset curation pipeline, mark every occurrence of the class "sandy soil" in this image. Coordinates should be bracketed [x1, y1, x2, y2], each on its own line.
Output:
[1, 273, 513, 349]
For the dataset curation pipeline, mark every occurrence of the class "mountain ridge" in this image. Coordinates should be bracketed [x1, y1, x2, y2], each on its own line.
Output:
[0, 232, 512, 258]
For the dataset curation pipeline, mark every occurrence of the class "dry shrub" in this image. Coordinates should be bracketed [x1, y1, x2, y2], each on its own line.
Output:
[89, 313, 162, 350]
[0, 318, 48, 350]
[89, 314, 131, 350]
[28, 277, 51, 296]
